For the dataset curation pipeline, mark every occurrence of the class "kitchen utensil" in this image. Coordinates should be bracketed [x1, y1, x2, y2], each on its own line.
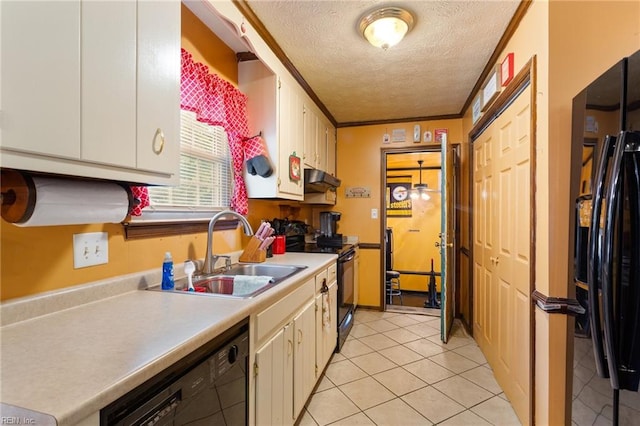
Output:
[184, 260, 196, 291]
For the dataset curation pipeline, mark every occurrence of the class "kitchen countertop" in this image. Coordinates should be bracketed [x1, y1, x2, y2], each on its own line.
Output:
[0, 252, 336, 425]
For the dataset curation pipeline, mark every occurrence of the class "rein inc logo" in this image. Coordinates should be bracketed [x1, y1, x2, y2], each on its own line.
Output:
[1, 418, 36, 425]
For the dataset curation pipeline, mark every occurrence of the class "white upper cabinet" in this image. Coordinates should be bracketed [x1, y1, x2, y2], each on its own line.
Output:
[239, 61, 304, 201]
[81, 1, 137, 168]
[0, 0, 180, 185]
[303, 103, 328, 171]
[1, 1, 81, 159]
[326, 122, 337, 176]
[303, 102, 336, 176]
[136, 0, 181, 177]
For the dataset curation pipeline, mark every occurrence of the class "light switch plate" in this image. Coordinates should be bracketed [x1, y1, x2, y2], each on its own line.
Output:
[73, 232, 108, 268]
[371, 208, 378, 219]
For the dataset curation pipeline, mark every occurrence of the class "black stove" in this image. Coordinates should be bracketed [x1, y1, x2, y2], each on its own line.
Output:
[286, 235, 354, 258]
[294, 243, 354, 257]
[287, 238, 355, 352]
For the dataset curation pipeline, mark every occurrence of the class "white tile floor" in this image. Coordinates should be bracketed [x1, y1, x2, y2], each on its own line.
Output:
[298, 310, 522, 426]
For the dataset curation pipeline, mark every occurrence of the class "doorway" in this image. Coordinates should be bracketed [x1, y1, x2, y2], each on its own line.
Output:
[382, 147, 456, 317]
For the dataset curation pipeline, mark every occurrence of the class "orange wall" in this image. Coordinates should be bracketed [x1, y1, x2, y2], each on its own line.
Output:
[336, 120, 463, 307]
[0, 6, 310, 301]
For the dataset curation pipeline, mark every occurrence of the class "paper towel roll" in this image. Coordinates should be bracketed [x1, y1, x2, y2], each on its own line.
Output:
[1, 170, 133, 226]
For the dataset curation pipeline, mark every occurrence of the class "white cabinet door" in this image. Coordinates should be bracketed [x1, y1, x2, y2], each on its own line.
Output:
[293, 300, 316, 418]
[316, 117, 327, 172]
[255, 324, 294, 426]
[81, 1, 136, 168]
[326, 123, 337, 177]
[1, 1, 81, 159]
[326, 280, 338, 361]
[303, 103, 317, 169]
[316, 279, 338, 374]
[354, 248, 360, 308]
[277, 78, 304, 199]
[136, 0, 181, 179]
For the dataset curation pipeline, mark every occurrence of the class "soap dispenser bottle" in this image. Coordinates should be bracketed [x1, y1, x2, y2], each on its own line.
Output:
[161, 252, 174, 290]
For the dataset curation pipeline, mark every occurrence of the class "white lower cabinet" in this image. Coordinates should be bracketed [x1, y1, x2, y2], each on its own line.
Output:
[255, 324, 294, 426]
[293, 301, 316, 417]
[253, 277, 316, 425]
[253, 263, 337, 425]
[315, 279, 338, 374]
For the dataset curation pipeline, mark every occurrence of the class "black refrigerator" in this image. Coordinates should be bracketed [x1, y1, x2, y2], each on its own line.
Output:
[571, 50, 640, 425]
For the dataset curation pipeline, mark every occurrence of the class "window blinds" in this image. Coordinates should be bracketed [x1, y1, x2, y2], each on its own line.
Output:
[148, 110, 232, 210]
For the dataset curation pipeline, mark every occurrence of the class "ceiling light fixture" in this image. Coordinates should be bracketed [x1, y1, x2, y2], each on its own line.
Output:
[410, 160, 432, 201]
[358, 7, 415, 50]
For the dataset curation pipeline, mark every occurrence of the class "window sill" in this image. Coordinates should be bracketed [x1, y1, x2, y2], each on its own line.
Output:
[123, 210, 239, 240]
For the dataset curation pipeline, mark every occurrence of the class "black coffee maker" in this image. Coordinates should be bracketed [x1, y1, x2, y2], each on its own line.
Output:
[318, 211, 344, 247]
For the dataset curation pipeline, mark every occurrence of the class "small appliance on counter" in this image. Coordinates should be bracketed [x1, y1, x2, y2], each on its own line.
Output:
[268, 218, 309, 252]
[317, 211, 346, 248]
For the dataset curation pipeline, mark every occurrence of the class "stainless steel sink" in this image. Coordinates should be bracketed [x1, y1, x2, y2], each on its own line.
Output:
[224, 264, 306, 281]
[148, 264, 307, 299]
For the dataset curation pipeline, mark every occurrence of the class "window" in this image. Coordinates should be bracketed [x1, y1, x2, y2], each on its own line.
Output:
[124, 110, 235, 238]
[146, 110, 232, 214]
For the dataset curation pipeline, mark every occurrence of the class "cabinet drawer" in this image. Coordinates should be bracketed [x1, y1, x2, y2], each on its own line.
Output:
[314, 268, 328, 293]
[256, 278, 314, 344]
[327, 263, 337, 284]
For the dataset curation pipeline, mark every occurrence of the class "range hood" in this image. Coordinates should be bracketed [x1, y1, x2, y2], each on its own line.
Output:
[304, 169, 341, 193]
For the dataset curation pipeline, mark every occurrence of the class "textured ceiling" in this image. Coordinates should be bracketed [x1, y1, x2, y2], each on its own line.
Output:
[244, 0, 521, 125]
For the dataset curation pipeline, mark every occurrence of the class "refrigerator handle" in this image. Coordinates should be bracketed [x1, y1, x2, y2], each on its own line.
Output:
[587, 134, 615, 379]
[623, 139, 640, 392]
[601, 131, 628, 390]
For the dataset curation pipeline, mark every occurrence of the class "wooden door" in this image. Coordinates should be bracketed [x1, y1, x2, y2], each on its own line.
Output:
[441, 134, 456, 342]
[473, 84, 532, 424]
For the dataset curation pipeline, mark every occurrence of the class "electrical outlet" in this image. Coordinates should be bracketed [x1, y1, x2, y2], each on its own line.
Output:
[73, 232, 108, 268]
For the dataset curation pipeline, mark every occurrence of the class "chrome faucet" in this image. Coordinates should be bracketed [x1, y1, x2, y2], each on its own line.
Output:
[201, 210, 254, 275]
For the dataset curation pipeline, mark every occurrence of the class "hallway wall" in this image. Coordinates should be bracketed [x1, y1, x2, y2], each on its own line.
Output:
[460, 0, 640, 423]
[336, 121, 464, 308]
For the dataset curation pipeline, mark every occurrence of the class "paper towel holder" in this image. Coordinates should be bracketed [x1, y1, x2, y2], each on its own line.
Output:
[1, 169, 135, 226]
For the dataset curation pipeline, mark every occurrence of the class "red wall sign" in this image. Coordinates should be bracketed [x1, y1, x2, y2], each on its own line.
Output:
[501, 53, 514, 87]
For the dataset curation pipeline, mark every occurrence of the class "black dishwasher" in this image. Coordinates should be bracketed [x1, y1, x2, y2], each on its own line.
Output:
[101, 319, 249, 426]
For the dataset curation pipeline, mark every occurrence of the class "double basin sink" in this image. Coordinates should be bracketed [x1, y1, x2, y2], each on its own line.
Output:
[150, 263, 307, 299]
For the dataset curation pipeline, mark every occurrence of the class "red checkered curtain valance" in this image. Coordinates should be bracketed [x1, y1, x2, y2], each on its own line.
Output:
[130, 48, 251, 216]
[180, 48, 249, 215]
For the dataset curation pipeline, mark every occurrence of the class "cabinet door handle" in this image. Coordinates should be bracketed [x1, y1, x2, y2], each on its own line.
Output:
[152, 128, 165, 154]
[298, 329, 303, 344]
[288, 339, 293, 355]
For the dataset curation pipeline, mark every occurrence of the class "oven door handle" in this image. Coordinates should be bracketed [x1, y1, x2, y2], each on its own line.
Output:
[339, 252, 356, 263]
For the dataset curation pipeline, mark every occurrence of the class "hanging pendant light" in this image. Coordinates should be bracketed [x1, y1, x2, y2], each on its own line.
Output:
[410, 160, 431, 200]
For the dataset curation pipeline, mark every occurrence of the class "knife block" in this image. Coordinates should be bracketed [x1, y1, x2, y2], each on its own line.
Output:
[239, 236, 267, 263]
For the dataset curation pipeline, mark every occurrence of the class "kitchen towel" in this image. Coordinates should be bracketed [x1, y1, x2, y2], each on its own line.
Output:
[1, 170, 132, 227]
[232, 275, 273, 296]
[322, 291, 331, 329]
